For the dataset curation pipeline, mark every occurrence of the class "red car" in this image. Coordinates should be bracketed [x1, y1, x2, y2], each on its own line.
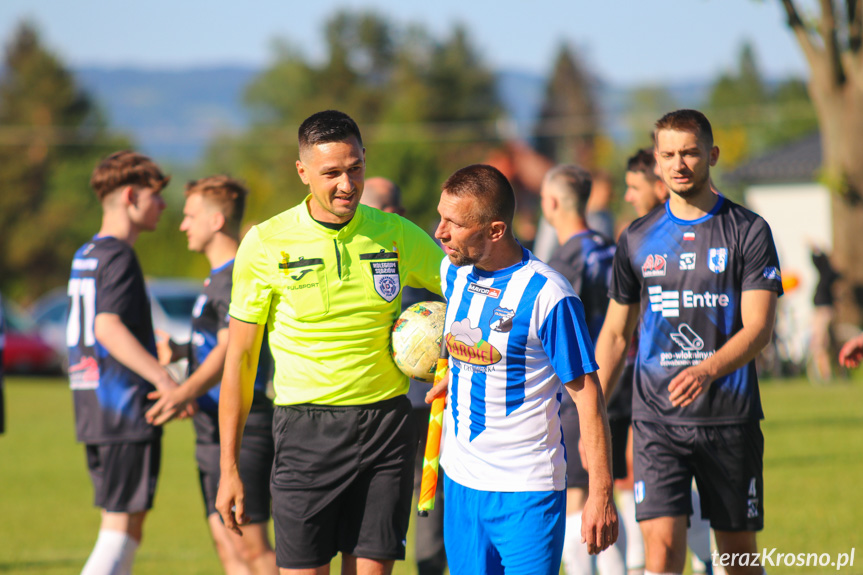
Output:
[2, 298, 61, 375]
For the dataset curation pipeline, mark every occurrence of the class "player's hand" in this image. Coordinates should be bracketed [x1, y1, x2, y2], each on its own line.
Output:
[838, 334, 863, 368]
[581, 490, 619, 555]
[425, 370, 450, 404]
[668, 365, 713, 407]
[146, 385, 192, 425]
[155, 329, 174, 366]
[216, 469, 249, 536]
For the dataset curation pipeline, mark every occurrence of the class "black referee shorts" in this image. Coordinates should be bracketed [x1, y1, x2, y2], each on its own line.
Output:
[86, 439, 161, 513]
[271, 395, 417, 569]
[632, 419, 764, 532]
[560, 391, 629, 488]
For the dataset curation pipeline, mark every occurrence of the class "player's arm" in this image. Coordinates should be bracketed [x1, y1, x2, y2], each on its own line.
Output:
[593, 299, 639, 399]
[94, 313, 177, 392]
[565, 372, 619, 555]
[147, 327, 229, 426]
[668, 289, 777, 407]
[155, 328, 188, 366]
[216, 317, 265, 535]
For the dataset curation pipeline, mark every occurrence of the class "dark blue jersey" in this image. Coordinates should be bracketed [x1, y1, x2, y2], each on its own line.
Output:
[189, 260, 272, 415]
[67, 236, 161, 443]
[610, 196, 783, 425]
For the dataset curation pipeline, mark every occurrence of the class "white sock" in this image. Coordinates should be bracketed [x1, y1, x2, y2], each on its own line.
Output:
[81, 529, 138, 575]
[687, 488, 712, 565]
[562, 511, 595, 575]
[617, 489, 644, 572]
[596, 516, 627, 575]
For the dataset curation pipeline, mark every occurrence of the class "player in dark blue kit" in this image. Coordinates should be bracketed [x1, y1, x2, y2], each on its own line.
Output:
[67, 151, 177, 574]
[146, 176, 277, 575]
[594, 110, 783, 575]
[540, 164, 624, 575]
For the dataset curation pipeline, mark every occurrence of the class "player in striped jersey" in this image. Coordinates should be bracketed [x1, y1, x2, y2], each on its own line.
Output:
[429, 164, 618, 575]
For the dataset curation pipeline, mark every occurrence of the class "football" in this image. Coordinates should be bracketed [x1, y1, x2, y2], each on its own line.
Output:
[391, 301, 446, 382]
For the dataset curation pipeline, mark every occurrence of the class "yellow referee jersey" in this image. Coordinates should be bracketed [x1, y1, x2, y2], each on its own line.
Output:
[230, 197, 444, 406]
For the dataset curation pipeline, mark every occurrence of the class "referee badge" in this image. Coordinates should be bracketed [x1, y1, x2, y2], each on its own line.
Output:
[370, 261, 401, 302]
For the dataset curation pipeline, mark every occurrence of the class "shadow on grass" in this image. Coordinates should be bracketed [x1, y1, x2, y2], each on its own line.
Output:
[0, 558, 81, 571]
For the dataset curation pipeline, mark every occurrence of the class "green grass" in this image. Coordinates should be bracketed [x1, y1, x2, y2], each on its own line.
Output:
[0, 376, 861, 574]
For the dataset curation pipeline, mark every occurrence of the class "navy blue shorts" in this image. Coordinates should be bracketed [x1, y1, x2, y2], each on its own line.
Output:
[86, 439, 161, 513]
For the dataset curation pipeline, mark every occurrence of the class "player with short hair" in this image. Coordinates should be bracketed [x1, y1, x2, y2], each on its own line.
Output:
[146, 175, 277, 574]
[624, 148, 669, 219]
[67, 150, 176, 574]
[595, 110, 783, 575]
[541, 164, 625, 575]
[430, 163, 618, 575]
[216, 110, 445, 574]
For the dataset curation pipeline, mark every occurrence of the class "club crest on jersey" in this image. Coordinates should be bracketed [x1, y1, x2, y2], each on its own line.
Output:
[642, 254, 667, 278]
[370, 261, 400, 302]
[489, 307, 515, 333]
[467, 283, 501, 298]
[708, 248, 727, 274]
[445, 319, 502, 366]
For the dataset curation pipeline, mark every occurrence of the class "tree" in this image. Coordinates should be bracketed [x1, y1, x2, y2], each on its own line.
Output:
[533, 44, 600, 168]
[0, 22, 125, 301]
[778, 1, 863, 323]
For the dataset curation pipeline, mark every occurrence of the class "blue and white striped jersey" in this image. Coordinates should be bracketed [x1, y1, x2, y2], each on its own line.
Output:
[440, 247, 598, 491]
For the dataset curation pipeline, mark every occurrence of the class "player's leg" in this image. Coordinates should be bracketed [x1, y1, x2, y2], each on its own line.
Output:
[559, 394, 595, 575]
[82, 440, 160, 575]
[270, 405, 357, 572]
[692, 423, 765, 575]
[442, 473, 504, 575]
[687, 484, 714, 574]
[617, 426, 644, 575]
[631, 421, 694, 575]
[483, 488, 566, 575]
[595, 416, 633, 575]
[339, 397, 417, 573]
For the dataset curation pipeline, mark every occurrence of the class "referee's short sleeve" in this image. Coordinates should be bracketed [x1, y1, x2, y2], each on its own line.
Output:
[230, 226, 274, 325]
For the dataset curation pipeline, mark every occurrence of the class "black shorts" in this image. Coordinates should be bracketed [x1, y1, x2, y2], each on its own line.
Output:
[86, 439, 161, 513]
[560, 393, 629, 488]
[632, 420, 764, 531]
[271, 395, 417, 569]
[194, 407, 274, 523]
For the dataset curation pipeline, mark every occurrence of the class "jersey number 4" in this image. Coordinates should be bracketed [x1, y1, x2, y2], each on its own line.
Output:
[67, 277, 96, 347]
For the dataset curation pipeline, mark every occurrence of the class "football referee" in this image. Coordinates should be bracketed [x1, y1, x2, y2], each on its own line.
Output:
[216, 110, 445, 575]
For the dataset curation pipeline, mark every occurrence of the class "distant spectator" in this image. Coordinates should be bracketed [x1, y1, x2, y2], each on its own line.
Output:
[810, 244, 840, 381]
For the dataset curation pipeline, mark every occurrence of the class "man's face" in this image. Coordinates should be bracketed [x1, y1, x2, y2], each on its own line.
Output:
[654, 129, 717, 197]
[296, 136, 366, 224]
[129, 186, 166, 231]
[539, 179, 557, 224]
[435, 191, 488, 267]
[179, 193, 219, 253]
[624, 171, 663, 217]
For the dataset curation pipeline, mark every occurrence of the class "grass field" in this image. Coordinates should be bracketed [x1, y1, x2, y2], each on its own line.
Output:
[0, 376, 861, 574]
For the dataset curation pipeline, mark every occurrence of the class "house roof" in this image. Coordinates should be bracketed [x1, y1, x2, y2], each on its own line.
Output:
[726, 132, 821, 184]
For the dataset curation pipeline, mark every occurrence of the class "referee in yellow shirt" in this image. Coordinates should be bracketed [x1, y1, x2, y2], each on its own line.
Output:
[216, 110, 445, 575]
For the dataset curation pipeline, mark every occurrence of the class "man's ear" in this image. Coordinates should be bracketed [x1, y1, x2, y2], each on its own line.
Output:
[296, 160, 310, 185]
[122, 185, 137, 206]
[709, 145, 720, 167]
[488, 220, 507, 242]
[211, 210, 226, 233]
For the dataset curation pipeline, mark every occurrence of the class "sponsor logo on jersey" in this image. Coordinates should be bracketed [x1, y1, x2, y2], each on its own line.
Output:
[446, 318, 502, 365]
[670, 323, 704, 351]
[489, 307, 515, 332]
[634, 481, 645, 504]
[72, 258, 99, 271]
[649, 286, 730, 317]
[708, 247, 727, 273]
[641, 254, 667, 277]
[763, 266, 781, 281]
[290, 269, 312, 281]
[679, 253, 696, 271]
[370, 261, 400, 302]
[69, 356, 100, 390]
[467, 283, 501, 298]
[683, 232, 696, 241]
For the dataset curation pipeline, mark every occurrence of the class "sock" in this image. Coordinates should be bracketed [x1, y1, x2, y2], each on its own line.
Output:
[596, 515, 627, 575]
[688, 488, 712, 567]
[562, 511, 595, 575]
[81, 529, 138, 575]
[618, 489, 645, 572]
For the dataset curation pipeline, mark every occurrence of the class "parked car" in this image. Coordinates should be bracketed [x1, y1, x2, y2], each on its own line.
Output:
[2, 297, 62, 375]
[30, 278, 202, 370]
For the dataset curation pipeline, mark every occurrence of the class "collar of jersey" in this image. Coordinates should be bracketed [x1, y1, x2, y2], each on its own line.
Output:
[91, 234, 115, 241]
[299, 194, 362, 237]
[664, 194, 725, 226]
[211, 259, 234, 275]
[471, 245, 531, 279]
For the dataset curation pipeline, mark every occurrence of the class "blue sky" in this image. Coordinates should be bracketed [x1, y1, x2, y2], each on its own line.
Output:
[0, 0, 811, 86]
